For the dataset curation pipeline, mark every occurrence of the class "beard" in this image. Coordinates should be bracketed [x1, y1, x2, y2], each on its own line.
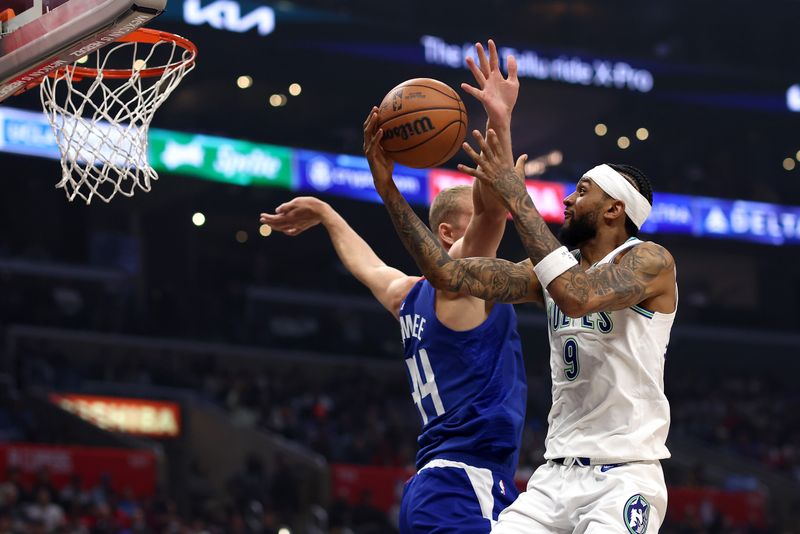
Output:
[558, 210, 598, 249]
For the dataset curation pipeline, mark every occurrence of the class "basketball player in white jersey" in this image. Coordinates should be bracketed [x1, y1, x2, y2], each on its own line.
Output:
[371, 123, 677, 532]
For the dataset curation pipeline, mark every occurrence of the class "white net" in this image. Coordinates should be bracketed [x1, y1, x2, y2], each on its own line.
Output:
[39, 34, 195, 204]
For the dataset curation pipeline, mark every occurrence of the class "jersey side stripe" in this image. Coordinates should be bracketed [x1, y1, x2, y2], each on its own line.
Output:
[630, 305, 655, 319]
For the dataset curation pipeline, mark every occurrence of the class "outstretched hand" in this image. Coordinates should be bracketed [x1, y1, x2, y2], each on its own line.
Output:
[363, 106, 395, 192]
[462, 39, 519, 124]
[259, 197, 330, 236]
[458, 129, 528, 205]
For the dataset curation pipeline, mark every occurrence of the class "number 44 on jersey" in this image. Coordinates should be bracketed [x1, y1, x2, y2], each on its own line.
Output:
[405, 349, 446, 424]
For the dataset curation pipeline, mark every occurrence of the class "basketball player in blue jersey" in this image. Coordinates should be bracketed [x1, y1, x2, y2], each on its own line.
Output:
[371, 116, 678, 531]
[262, 41, 530, 533]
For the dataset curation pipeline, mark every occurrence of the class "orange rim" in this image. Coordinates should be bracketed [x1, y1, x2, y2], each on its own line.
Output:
[59, 28, 197, 80]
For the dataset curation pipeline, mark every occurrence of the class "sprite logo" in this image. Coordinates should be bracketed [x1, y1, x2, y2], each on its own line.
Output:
[149, 130, 292, 188]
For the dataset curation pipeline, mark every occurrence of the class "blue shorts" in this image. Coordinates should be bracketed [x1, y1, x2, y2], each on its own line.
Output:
[399, 459, 518, 534]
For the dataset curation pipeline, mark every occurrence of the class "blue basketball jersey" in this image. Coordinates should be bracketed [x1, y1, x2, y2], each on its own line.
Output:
[399, 279, 527, 478]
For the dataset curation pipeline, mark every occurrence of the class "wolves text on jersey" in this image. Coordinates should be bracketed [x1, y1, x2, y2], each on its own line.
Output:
[547, 301, 613, 333]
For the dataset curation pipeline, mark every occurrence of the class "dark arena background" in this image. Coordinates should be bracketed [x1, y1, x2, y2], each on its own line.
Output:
[1, 1, 799, 532]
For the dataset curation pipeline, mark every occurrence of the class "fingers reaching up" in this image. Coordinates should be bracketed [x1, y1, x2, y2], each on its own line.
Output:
[460, 39, 519, 122]
[457, 129, 527, 194]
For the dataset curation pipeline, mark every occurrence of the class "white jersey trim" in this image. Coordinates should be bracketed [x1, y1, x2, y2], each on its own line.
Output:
[419, 459, 495, 524]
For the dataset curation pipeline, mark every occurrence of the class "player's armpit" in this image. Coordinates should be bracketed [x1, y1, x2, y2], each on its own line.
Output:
[429, 257, 543, 305]
[380, 273, 422, 319]
[550, 242, 675, 317]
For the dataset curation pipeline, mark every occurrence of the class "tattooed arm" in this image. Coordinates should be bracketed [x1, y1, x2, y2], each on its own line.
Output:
[379, 181, 543, 304]
[458, 129, 676, 317]
[362, 104, 543, 305]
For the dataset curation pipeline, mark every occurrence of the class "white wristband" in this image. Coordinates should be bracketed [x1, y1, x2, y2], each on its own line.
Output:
[534, 246, 579, 289]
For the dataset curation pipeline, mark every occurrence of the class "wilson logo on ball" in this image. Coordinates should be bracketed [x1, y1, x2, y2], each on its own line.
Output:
[382, 117, 436, 141]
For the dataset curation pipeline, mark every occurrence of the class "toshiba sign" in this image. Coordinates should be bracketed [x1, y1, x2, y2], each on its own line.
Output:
[50, 394, 181, 438]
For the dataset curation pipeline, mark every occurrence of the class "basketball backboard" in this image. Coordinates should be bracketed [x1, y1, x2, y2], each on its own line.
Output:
[0, 0, 167, 101]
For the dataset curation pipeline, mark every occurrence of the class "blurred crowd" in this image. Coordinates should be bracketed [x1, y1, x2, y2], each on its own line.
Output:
[670, 374, 800, 482]
[0, 458, 777, 534]
[14, 348, 800, 481]
[16, 350, 800, 481]
[2, 348, 795, 532]
[0, 467, 213, 534]
[0, 461, 395, 534]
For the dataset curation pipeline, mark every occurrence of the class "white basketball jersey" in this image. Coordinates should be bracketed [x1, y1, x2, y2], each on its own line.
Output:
[542, 238, 675, 461]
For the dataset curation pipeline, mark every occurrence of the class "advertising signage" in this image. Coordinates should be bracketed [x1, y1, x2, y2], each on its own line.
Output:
[641, 193, 695, 236]
[181, 0, 276, 36]
[50, 393, 181, 438]
[427, 168, 473, 199]
[428, 168, 566, 224]
[641, 193, 800, 245]
[788, 84, 800, 112]
[421, 35, 654, 93]
[295, 149, 428, 206]
[692, 197, 800, 246]
[0, 106, 59, 160]
[526, 180, 566, 224]
[1, 105, 799, 246]
[0, 106, 124, 165]
[0, 444, 157, 497]
[149, 129, 293, 188]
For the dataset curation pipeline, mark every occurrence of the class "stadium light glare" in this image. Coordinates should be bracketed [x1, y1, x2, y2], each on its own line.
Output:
[192, 212, 206, 226]
[289, 83, 302, 96]
[788, 84, 800, 112]
[269, 94, 287, 107]
[594, 123, 607, 136]
[237, 75, 253, 89]
[783, 158, 796, 171]
[617, 136, 630, 149]
[547, 150, 563, 165]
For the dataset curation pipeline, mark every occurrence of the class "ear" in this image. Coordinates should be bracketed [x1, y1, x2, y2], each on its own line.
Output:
[603, 199, 626, 224]
[438, 222, 457, 247]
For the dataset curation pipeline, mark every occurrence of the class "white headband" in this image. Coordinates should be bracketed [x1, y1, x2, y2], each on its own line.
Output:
[582, 164, 651, 229]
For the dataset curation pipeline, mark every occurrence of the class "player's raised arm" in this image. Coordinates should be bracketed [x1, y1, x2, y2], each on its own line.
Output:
[366, 116, 541, 305]
[450, 39, 520, 260]
[459, 128, 675, 317]
[260, 197, 419, 319]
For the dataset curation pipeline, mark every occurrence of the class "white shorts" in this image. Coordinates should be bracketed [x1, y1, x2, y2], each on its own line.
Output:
[492, 460, 667, 534]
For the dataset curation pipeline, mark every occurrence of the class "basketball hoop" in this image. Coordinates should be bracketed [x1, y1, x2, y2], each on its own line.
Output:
[39, 28, 197, 204]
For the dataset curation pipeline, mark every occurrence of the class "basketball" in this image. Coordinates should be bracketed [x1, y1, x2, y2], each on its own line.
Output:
[377, 78, 467, 169]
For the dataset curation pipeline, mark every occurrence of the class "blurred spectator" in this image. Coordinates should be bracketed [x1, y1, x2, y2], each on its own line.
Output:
[25, 488, 64, 532]
[90, 474, 115, 506]
[30, 470, 57, 506]
[59, 474, 90, 510]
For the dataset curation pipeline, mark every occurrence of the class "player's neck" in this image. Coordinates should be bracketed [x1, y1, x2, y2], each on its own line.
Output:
[578, 228, 631, 266]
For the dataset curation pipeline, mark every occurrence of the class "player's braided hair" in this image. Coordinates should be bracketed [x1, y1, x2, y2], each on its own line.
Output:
[606, 163, 653, 238]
